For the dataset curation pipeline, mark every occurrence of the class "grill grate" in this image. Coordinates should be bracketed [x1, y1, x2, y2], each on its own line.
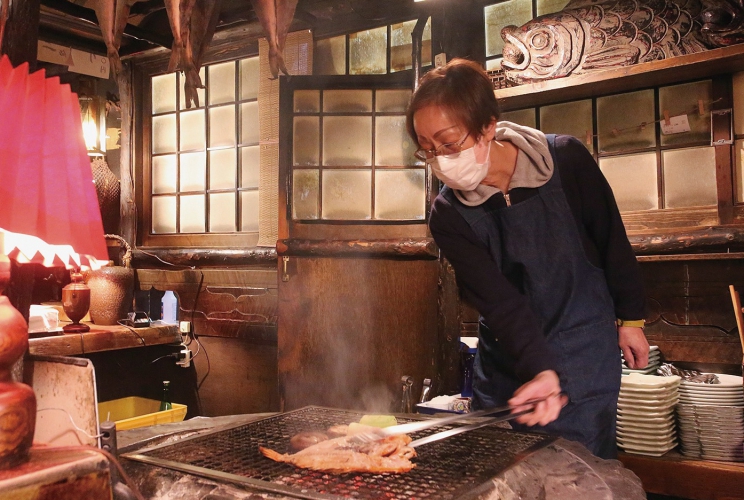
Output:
[124, 406, 555, 500]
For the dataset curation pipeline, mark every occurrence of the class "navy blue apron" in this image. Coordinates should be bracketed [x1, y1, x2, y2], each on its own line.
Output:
[442, 134, 621, 459]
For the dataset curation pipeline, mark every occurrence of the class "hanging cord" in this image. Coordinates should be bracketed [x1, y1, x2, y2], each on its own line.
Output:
[31, 444, 145, 500]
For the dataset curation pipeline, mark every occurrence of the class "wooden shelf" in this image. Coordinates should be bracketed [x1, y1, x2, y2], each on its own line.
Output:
[494, 44, 744, 110]
[619, 451, 744, 500]
[28, 323, 181, 357]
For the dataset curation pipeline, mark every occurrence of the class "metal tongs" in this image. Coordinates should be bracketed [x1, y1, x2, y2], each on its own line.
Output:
[351, 393, 567, 448]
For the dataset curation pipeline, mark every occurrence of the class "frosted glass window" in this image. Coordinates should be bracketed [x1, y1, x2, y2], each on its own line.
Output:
[241, 146, 260, 188]
[537, 0, 570, 15]
[323, 90, 373, 112]
[180, 194, 205, 232]
[152, 114, 177, 154]
[152, 196, 176, 233]
[209, 192, 236, 232]
[323, 116, 372, 166]
[390, 18, 431, 72]
[349, 27, 387, 75]
[293, 116, 319, 166]
[315, 36, 346, 75]
[209, 105, 236, 147]
[375, 116, 417, 166]
[540, 100, 594, 154]
[241, 191, 259, 232]
[663, 147, 717, 208]
[180, 109, 206, 151]
[376, 89, 412, 113]
[292, 170, 319, 220]
[180, 152, 206, 192]
[294, 90, 320, 113]
[209, 149, 237, 190]
[375, 170, 426, 220]
[240, 101, 259, 144]
[485, 0, 532, 58]
[735, 72, 744, 135]
[598, 90, 656, 153]
[322, 170, 372, 219]
[152, 73, 177, 114]
[240, 57, 260, 100]
[500, 109, 536, 129]
[599, 153, 658, 212]
[152, 155, 177, 194]
[208, 61, 236, 105]
[659, 80, 712, 146]
[179, 67, 205, 109]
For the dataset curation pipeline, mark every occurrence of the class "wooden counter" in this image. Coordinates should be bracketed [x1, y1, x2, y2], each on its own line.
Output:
[28, 323, 182, 356]
[619, 451, 744, 500]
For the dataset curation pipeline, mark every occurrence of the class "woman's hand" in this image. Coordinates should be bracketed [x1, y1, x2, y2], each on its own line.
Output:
[618, 326, 649, 369]
[508, 370, 568, 427]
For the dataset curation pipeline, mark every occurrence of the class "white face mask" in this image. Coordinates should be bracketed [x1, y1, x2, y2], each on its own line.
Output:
[428, 139, 491, 191]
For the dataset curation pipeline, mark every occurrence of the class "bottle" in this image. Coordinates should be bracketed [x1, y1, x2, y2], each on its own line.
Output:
[161, 291, 178, 324]
[159, 380, 172, 411]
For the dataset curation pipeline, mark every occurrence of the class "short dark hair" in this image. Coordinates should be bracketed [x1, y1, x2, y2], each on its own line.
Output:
[406, 58, 500, 146]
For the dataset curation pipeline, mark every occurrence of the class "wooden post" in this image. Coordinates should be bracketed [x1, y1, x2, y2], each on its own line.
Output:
[0, 0, 40, 69]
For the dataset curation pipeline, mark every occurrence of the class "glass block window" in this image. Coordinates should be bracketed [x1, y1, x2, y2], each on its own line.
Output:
[506, 79, 718, 212]
[315, 18, 432, 75]
[290, 88, 425, 221]
[485, 0, 569, 70]
[149, 56, 260, 235]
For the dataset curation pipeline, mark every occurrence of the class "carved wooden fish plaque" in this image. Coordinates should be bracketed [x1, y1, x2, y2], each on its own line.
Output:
[501, 0, 744, 84]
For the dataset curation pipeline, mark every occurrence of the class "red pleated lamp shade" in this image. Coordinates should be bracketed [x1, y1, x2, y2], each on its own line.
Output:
[0, 55, 107, 269]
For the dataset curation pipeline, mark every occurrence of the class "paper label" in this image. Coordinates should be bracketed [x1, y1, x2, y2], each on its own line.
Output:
[70, 49, 110, 79]
[660, 114, 691, 135]
[37, 41, 74, 66]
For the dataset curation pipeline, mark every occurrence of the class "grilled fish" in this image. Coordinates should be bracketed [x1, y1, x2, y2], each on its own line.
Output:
[260, 434, 416, 474]
[501, 0, 744, 84]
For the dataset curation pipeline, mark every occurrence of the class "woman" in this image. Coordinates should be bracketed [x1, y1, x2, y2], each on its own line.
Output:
[406, 59, 649, 459]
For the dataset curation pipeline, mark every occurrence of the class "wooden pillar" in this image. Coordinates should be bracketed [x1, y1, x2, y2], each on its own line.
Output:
[1, 0, 40, 69]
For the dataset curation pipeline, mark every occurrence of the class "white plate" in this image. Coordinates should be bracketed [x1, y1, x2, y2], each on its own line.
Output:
[617, 401, 678, 413]
[617, 420, 676, 431]
[618, 397, 679, 408]
[679, 388, 744, 397]
[617, 426, 675, 439]
[617, 435, 676, 447]
[617, 428, 675, 441]
[617, 406, 676, 418]
[618, 441, 677, 455]
[621, 374, 681, 389]
[620, 385, 678, 395]
[623, 367, 660, 375]
[681, 374, 743, 388]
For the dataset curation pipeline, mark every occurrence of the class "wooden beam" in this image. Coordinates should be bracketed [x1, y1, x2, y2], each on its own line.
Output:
[276, 238, 439, 259]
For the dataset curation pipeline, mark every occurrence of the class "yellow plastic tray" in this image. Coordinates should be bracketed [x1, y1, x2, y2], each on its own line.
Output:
[98, 396, 187, 431]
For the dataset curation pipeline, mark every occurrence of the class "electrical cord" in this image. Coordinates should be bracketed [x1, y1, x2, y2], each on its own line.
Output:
[116, 320, 147, 346]
[37, 407, 103, 439]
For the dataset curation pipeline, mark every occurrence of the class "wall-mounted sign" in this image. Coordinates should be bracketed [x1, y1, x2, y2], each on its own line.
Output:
[37, 41, 110, 79]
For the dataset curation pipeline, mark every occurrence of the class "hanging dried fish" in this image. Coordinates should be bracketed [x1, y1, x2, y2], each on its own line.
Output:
[91, 0, 121, 74]
[501, 0, 744, 84]
[250, 0, 299, 79]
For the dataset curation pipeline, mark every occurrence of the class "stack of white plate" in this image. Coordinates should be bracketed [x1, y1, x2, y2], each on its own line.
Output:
[616, 373, 681, 456]
[622, 345, 661, 375]
[676, 373, 744, 461]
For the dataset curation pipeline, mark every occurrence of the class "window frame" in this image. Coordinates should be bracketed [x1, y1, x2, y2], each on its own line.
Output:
[278, 72, 435, 241]
[132, 46, 262, 249]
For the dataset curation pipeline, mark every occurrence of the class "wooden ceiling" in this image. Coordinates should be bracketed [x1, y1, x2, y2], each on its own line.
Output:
[38, 0, 434, 59]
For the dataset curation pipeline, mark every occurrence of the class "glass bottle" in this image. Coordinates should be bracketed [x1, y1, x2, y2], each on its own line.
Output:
[159, 380, 172, 411]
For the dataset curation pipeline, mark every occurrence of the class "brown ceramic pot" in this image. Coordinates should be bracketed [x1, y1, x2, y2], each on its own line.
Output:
[88, 266, 134, 326]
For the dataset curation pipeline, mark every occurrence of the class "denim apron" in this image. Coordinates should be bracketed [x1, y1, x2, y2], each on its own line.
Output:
[441, 135, 621, 459]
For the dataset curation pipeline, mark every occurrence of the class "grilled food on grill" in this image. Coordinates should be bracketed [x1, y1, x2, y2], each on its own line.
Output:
[289, 431, 329, 451]
[260, 434, 416, 473]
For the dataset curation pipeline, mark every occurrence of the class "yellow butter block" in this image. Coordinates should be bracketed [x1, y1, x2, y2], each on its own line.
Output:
[359, 414, 398, 428]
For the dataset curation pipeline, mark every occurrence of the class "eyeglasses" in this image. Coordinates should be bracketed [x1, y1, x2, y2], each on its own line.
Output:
[414, 133, 470, 161]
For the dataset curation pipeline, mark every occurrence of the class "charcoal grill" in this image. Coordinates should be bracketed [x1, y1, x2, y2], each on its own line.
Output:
[122, 406, 555, 500]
